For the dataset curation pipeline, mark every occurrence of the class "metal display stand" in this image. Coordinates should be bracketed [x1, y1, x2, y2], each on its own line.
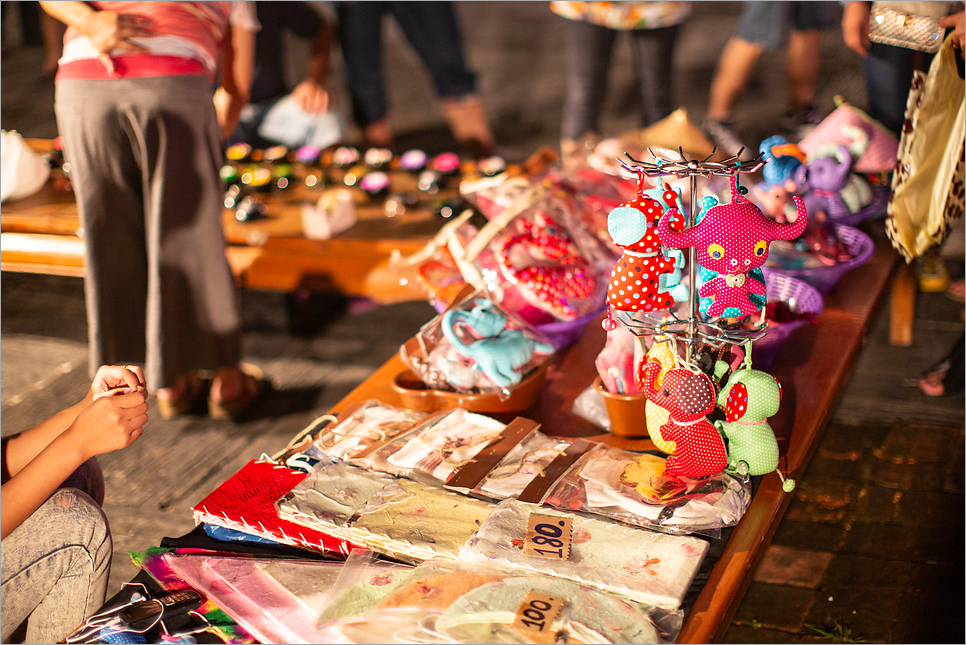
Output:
[616, 147, 769, 364]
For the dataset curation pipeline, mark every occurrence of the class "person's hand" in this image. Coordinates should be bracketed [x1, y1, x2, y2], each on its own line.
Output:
[90, 365, 146, 402]
[940, 11, 965, 50]
[292, 79, 330, 114]
[78, 10, 155, 74]
[214, 86, 246, 140]
[842, 1, 872, 57]
[65, 390, 148, 459]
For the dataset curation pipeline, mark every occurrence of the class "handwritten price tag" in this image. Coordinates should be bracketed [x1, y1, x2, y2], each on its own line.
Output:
[524, 514, 573, 560]
[512, 591, 566, 643]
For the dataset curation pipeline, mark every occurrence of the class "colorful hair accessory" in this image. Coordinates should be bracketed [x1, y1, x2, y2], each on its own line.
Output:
[658, 175, 807, 318]
[332, 146, 360, 167]
[498, 212, 597, 321]
[264, 145, 289, 163]
[364, 147, 393, 168]
[478, 155, 507, 177]
[433, 152, 461, 174]
[295, 145, 322, 164]
[360, 171, 391, 197]
[220, 164, 240, 185]
[226, 142, 252, 163]
[441, 298, 554, 389]
[400, 149, 428, 172]
[273, 164, 294, 190]
[241, 166, 272, 192]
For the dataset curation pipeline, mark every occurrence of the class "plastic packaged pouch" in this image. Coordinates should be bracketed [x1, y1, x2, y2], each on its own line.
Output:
[471, 430, 572, 500]
[307, 400, 426, 462]
[356, 407, 507, 482]
[344, 478, 494, 563]
[162, 553, 345, 644]
[454, 185, 611, 325]
[316, 549, 425, 626]
[542, 444, 752, 538]
[400, 290, 555, 397]
[460, 498, 707, 612]
[275, 460, 395, 537]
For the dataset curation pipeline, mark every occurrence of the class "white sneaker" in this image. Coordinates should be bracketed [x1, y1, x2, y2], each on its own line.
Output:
[702, 120, 748, 158]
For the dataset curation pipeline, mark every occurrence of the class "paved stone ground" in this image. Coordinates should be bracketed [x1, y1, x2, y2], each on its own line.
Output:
[2, 3, 963, 642]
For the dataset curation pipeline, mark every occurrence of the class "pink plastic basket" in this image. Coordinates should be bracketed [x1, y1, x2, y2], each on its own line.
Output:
[764, 224, 875, 296]
[753, 273, 824, 368]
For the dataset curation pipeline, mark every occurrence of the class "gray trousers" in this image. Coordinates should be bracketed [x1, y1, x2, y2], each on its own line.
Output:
[55, 75, 241, 391]
[1, 460, 111, 643]
[561, 19, 680, 141]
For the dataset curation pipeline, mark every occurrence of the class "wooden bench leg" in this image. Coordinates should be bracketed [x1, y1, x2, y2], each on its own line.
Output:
[890, 260, 916, 346]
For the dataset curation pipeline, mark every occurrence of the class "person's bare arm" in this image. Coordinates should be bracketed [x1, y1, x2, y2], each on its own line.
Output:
[1, 366, 146, 539]
[842, 1, 872, 57]
[291, 18, 333, 113]
[39, 0, 154, 73]
[214, 22, 255, 139]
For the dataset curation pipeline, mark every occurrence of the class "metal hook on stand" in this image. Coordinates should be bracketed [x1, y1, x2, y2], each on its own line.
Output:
[616, 146, 767, 364]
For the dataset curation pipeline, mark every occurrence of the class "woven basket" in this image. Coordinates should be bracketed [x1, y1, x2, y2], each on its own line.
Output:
[828, 185, 888, 227]
[753, 273, 824, 368]
[764, 224, 874, 296]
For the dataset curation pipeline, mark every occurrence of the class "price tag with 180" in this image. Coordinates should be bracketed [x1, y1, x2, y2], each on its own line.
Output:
[524, 513, 573, 560]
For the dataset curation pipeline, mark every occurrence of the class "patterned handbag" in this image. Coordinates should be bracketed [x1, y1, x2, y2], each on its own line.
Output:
[868, 2, 949, 53]
[886, 35, 965, 261]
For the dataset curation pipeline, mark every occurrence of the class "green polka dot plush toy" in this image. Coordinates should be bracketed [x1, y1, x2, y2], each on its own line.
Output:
[713, 358, 796, 492]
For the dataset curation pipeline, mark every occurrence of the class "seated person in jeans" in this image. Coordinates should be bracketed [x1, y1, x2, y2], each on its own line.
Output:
[1, 366, 148, 643]
[231, 1, 346, 150]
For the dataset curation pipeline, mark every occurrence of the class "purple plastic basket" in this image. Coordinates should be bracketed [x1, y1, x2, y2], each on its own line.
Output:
[828, 185, 888, 226]
[753, 273, 824, 368]
[764, 224, 875, 296]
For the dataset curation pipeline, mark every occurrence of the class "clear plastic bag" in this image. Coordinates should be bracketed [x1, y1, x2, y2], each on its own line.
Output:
[275, 460, 395, 537]
[400, 290, 555, 397]
[542, 444, 752, 538]
[460, 498, 707, 612]
[307, 400, 426, 462]
[471, 429, 571, 500]
[344, 479, 494, 564]
[354, 407, 507, 483]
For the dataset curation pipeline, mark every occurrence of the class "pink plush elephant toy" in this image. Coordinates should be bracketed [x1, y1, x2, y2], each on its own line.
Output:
[657, 175, 808, 317]
[638, 361, 728, 478]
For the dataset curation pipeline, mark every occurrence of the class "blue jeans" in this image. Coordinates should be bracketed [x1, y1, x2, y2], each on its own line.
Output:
[335, 1, 478, 126]
[864, 42, 932, 136]
[1, 487, 112, 643]
[735, 1, 838, 50]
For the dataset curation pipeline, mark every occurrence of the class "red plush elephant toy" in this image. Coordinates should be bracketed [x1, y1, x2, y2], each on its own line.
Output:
[638, 360, 728, 478]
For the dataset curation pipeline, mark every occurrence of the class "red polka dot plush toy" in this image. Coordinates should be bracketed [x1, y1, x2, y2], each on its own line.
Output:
[657, 175, 808, 318]
[638, 361, 727, 478]
[606, 176, 687, 320]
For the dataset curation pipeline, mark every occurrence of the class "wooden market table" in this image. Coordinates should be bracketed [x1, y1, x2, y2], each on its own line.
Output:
[319, 234, 898, 643]
[0, 139, 450, 303]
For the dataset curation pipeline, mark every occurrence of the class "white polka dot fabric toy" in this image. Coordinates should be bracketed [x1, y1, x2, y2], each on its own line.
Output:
[657, 174, 808, 318]
[606, 175, 687, 317]
[638, 361, 727, 478]
[713, 358, 796, 492]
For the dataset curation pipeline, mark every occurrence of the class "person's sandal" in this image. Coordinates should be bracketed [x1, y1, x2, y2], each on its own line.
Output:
[208, 364, 268, 421]
[156, 372, 207, 420]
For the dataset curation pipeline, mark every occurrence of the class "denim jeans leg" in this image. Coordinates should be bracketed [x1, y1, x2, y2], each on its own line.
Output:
[561, 19, 616, 141]
[864, 42, 918, 136]
[388, 1, 477, 99]
[0, 490, 112, 643]
[336, 2, 390, 126]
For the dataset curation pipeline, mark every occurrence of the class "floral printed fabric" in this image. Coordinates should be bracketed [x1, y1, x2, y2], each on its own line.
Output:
[550, 1, 692, 30]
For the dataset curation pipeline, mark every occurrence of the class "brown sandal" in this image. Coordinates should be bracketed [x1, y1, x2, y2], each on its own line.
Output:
[156, 372, 207, 420]
[208, 364, 268, 420]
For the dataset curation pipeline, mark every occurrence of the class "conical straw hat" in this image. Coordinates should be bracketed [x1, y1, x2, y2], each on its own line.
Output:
[620, 108, 725, 161]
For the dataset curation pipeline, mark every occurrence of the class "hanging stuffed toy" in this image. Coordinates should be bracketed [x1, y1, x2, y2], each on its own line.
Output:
[638, 361, 726, 478]
[713, 357, 796, 492]
[658, 175, 808, 318]
[605, 175, 687, 322]
[636, 337, 679, 455]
